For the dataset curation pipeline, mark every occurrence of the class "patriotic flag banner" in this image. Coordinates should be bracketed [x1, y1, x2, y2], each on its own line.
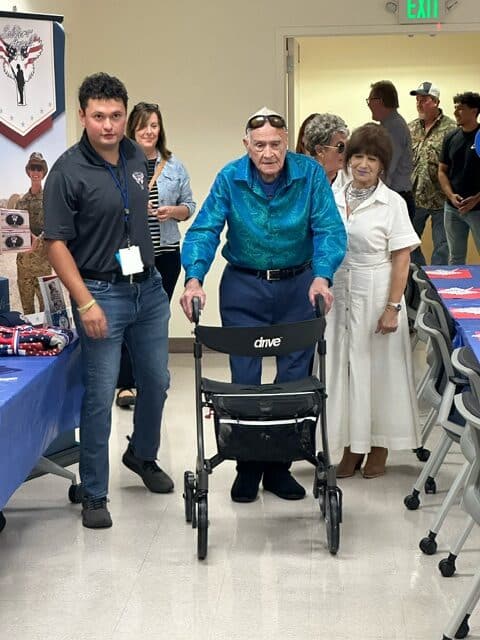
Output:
[0, 11, 65, 312]
[424, 268, 473, 280]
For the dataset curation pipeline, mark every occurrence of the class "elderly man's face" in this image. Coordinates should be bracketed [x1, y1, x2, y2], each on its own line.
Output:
[243, 124, 288, 182]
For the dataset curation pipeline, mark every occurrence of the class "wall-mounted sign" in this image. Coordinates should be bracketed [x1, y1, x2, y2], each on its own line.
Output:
[398, 0, 446, 24]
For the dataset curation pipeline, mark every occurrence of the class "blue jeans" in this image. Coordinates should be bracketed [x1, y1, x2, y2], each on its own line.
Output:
[219, 265, 315, 385]
[444, 202, 480, 265]
[72, 271, 170, 499]
[411, 206, 449, 266]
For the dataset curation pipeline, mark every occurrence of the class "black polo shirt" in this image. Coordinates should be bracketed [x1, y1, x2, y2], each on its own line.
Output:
[440, 125, 480, 204]
[44, 132, 154, 272]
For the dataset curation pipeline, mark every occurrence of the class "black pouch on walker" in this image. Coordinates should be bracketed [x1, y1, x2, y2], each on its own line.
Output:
[203, 378, 323, 462]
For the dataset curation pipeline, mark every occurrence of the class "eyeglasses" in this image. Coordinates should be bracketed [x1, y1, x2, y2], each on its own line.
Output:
[366, 97, 381, 105]
[322, 141, 346, 154]
[246, 114, 286, 132]
[28, 164, 44, 171]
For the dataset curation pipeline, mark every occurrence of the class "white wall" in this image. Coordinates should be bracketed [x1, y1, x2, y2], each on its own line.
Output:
[1, 0, 479, 334]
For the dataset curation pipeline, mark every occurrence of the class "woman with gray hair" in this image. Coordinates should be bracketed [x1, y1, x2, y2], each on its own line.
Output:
[303, 113, 349, 187]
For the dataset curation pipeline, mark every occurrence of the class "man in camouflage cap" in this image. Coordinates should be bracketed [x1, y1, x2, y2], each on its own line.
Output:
[15, 152, 52, 313]
[408, 82, 456, 264]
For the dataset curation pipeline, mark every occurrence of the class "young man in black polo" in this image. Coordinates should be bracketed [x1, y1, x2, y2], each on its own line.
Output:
[439, 91, 480, 264]
[44, 73, 173, 529]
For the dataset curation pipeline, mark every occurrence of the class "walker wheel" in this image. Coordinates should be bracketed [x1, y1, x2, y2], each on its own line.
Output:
[183, 471, 195, 523]
[325, 490, 341, 555]
[318, 485, 326, 518]
[68, 483, 83, 504]
[197, 496, 208, 560]
[0, 511, 5, 533]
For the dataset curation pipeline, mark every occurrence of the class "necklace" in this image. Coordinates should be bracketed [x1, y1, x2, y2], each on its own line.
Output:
[346, 182, 377, 212]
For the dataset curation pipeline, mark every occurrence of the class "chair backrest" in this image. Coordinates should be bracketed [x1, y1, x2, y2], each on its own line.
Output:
[454, 347, 480, 404]
[417, 311, 454, 395]
[195, 316, 326, 357]
[421, 288, 457, 341]
[454, 392, 480, 525]
[405, 263, 421, 318]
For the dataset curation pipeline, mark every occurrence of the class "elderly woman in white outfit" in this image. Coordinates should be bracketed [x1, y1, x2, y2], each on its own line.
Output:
[326, 123, 421, 479]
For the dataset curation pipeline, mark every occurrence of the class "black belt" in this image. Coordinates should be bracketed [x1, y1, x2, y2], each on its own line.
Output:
[80, 266, 154, 283]
[229, 262, 311, 281]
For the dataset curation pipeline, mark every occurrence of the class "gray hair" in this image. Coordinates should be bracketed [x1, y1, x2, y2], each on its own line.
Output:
[303, 113, 349, 155]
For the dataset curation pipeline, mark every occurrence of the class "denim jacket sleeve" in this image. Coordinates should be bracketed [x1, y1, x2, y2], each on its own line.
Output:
[171, 157, 196, 218]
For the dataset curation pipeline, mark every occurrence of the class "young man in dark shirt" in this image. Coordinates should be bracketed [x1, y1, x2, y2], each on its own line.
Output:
[44, 73, 173, 529]
[439, 91, 480, 264]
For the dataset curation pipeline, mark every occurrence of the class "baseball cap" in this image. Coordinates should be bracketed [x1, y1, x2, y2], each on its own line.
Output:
[410, 82, 440, 99]
[25, 152, 48, 174]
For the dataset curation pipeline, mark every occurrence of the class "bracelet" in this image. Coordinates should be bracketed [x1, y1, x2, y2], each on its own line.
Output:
[77, 298, 97, 315]
[385, 302, 401, 312]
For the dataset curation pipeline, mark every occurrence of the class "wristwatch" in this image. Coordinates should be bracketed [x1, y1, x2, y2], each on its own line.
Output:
[386, 302, 402, 312]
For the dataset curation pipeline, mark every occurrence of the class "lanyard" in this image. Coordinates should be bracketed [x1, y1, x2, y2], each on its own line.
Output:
[104, 152, 131, 244]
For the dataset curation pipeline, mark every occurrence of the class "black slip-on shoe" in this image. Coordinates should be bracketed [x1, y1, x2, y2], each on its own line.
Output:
[263, 466, 306, 500]
[122, 443, 174, 493]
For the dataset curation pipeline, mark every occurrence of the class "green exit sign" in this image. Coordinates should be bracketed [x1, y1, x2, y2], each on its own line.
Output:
[398, 0, 445, 24]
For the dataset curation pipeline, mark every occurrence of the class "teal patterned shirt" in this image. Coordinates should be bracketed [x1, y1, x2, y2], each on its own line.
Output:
[181, 151, 347, 284]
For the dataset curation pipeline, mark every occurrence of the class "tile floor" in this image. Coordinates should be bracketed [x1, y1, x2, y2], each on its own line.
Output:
[1, 351, 479, 640]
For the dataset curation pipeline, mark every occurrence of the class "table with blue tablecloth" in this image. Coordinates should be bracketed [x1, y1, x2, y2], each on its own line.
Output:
[0, 338, 84, 529]
[423, 265, 480, 362]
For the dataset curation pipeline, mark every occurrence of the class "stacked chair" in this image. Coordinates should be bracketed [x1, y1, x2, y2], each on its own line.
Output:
[404, 278, 468, 523]
[441, 348, 480, 640]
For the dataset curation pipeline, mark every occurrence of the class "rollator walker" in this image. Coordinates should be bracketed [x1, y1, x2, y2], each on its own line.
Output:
[183, 295, 342, 559]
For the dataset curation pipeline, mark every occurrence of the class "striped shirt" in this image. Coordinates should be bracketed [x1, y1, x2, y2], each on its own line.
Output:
[147, 158, 180, 255]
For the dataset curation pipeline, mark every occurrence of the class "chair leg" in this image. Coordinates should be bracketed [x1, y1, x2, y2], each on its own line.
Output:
[443, 568, 480, 639]
[421, 461, 470, 548]
[413, 431, 452, 494]
[420, 407, 438, 446]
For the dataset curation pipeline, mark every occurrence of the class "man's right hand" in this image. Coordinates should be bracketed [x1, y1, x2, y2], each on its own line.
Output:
[450, 193, 464, 208]
[180, 278, 206, 321]
[81, 303, 108, 339]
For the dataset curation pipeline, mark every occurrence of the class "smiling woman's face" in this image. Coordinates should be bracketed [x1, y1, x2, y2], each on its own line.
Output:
[135, 112, 160, 159]
[349, 152, 382, 189]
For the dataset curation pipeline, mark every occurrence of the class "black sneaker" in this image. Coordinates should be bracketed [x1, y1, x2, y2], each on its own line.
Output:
[122, 443, 174, 493]
[82, 497, 112, 529]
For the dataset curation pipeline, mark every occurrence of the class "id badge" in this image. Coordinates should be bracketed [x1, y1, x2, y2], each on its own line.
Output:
[117, 245, 144, 275]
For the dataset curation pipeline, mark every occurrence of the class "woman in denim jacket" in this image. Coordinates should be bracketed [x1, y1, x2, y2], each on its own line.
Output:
[116, 102, 196, 407]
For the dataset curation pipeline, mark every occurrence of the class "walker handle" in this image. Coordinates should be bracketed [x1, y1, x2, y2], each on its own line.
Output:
[314, 294, 325, 319]
[192, 296, 201, 324]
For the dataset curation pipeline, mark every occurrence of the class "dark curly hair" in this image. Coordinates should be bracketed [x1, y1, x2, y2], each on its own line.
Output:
[453, 92, 480, 116]
[78, 72, 128, 111]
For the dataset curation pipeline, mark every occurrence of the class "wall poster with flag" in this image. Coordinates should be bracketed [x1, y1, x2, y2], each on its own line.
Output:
[0, 10, 66, 314]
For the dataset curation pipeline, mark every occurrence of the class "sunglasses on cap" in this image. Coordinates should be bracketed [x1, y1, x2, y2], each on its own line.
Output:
[246, 114, 286, 132]
[133, 102, 159, 111]
[323, 141, 346, 154]
[28, 164, 44, 171]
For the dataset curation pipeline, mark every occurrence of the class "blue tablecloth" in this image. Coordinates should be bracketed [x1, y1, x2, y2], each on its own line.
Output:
[423, 265, 480, 362]
[0, 339, 83, 510]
